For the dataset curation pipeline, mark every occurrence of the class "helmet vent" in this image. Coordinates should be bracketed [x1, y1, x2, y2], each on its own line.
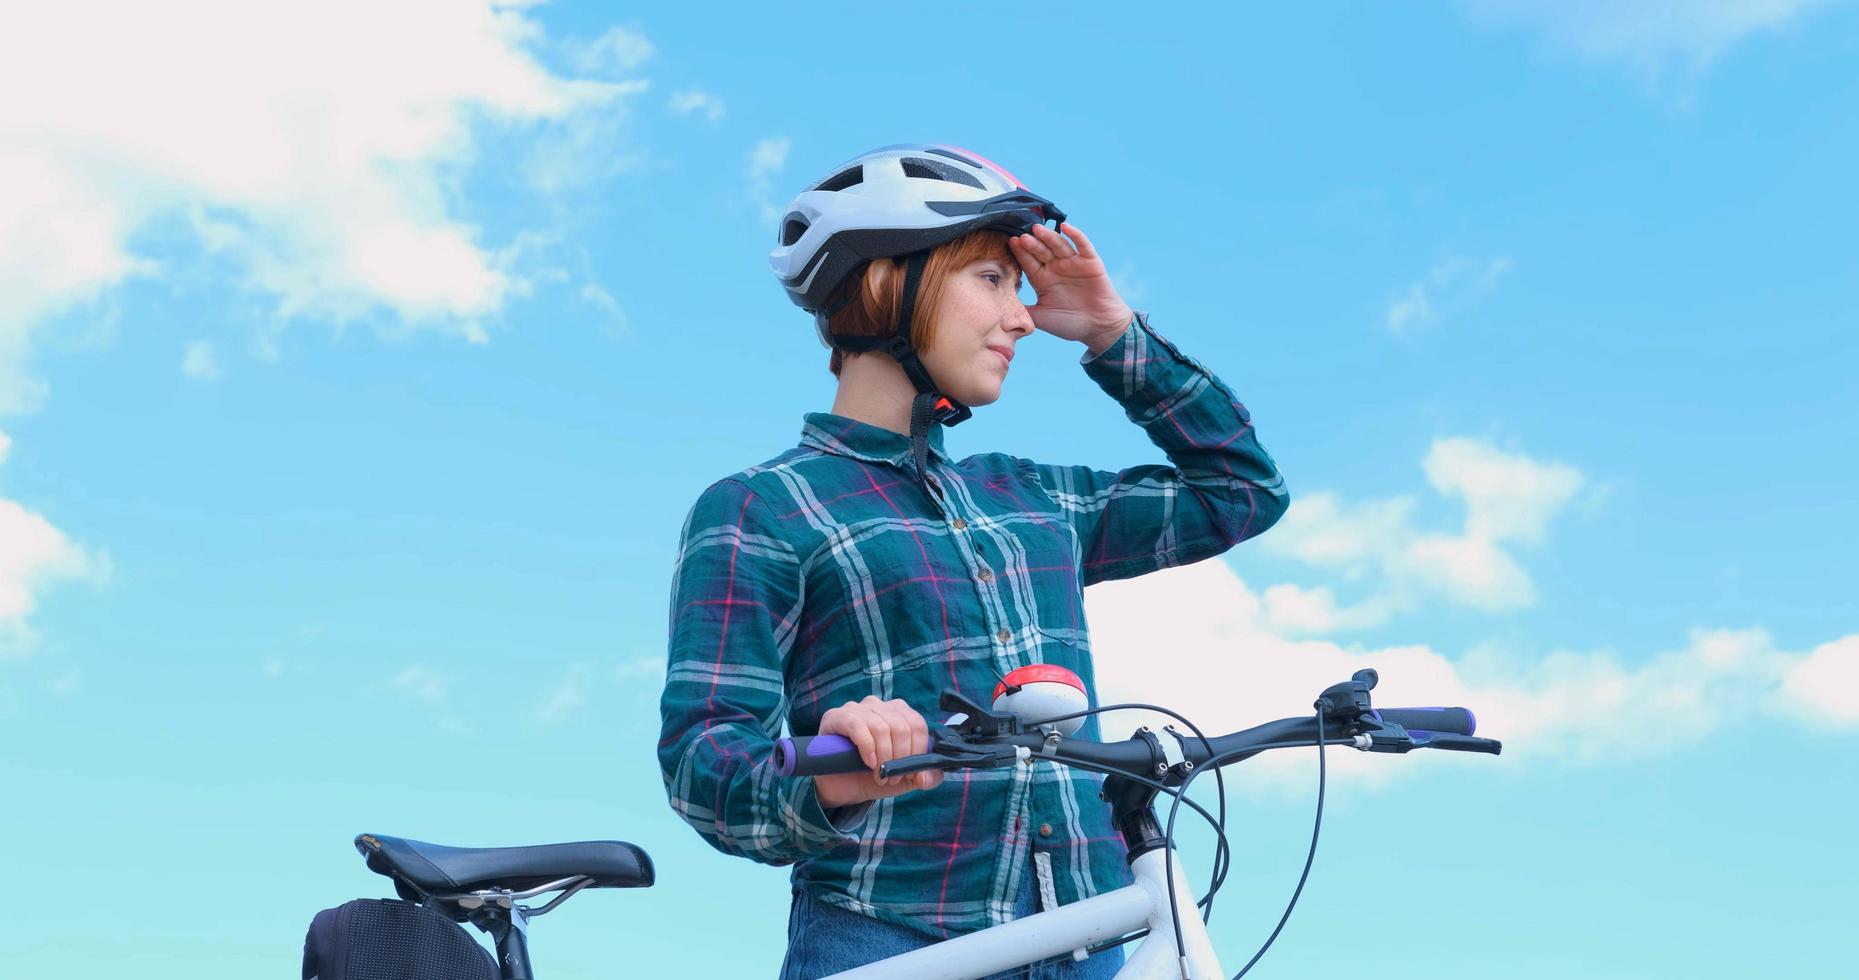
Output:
[901, 157, 985, 189]
[780, 213, 810, 246]
[925, 147, 983, 169]
[814, 166, 864, 193]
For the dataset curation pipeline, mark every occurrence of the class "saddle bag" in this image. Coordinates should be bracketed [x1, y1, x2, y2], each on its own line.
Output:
[302, 897, 498, 980]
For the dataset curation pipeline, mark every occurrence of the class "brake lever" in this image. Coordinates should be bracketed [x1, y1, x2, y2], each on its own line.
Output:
[1353, 728, 1503, 755]
[877, 729, 1022, 779]
[877, 752, 956, 779]
[1410, 733, 1503, 755]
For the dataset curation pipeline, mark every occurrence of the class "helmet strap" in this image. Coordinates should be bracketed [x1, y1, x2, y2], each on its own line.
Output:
[825, 250, 972, 489]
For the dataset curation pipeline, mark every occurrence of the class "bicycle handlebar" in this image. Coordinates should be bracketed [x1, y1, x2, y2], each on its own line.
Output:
[771, 702, 1498, 780]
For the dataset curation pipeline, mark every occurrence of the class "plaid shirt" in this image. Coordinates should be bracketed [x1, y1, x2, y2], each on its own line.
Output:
[658, 314, 1287, 938]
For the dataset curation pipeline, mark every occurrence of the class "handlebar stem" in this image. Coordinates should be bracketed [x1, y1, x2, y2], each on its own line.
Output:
[1097, 727, 1180, 862]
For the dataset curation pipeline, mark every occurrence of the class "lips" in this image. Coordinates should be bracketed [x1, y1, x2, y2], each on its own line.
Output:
[988, 345, 1014, 368]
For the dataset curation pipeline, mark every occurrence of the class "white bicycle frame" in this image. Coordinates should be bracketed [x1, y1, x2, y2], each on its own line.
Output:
[825, 845, 1221, 980]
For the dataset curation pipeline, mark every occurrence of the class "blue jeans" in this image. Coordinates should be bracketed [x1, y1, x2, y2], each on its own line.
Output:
[776, 864, 1126, 979]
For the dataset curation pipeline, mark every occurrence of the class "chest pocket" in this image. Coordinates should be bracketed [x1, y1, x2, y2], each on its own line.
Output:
[855, 544, 972, 676]
[990, 516, 1084, 632]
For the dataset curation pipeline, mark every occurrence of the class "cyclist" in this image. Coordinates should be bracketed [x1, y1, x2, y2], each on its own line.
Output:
[658, 144, 1289, 978]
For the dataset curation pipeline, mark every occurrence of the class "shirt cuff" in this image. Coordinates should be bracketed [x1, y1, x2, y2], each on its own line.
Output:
[787, 775, 870, 847]
[824, 801, 872, 834]
[1078, 315, 1140, 365]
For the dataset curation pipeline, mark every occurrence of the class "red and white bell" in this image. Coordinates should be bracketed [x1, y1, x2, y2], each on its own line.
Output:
[992, 664, 1088, 737]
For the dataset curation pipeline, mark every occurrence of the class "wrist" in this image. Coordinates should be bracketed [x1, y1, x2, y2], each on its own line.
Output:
[1083, 313, 1135, 357]
[813, 774, 857, 809]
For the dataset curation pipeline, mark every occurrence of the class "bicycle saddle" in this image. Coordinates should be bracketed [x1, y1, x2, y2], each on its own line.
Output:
[355, 833, 655, 895]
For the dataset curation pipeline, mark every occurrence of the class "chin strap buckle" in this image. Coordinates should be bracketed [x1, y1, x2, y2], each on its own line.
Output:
[931, 396, 972, 426]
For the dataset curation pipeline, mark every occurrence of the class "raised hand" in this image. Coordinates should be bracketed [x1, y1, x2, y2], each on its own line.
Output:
[1008, 221, 1134, 352]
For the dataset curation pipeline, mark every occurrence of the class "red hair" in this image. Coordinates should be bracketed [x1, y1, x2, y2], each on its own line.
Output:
[825, 230, 1018, 377]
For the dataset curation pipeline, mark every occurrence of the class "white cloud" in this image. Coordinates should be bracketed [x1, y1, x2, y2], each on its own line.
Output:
[0, 1, 642, 414]
[569, 25, 655, 75]
[531, 657, 669, 724]
[1264, 437, 1582, 617]
[521, 79, 651, 196]
[1779, 636, 1859, 726]
[367, 662, 472, 734]
[749, 137, 793, 224]
[1385, 255, 1513, 333]
[181, 340, 220, 380]
[668, 89, 726, 123]
[0, 431, 98, 657]
[1425, 438, 1582, 545]
[534, 663, 599, 726]
[749, 138, 792, 180]
[1458, 0, 1845, 73]
[1109, 263, 1149, 306]
[578, 281, 632, 337]
[382, 664, 450, 705]
[615, 654, 667, 711]
[1260, 583, 1400, 634]
[1085, 558, 1856, 792]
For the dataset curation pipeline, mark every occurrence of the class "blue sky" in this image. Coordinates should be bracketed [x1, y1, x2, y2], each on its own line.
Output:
[3, 2, 1855, 977]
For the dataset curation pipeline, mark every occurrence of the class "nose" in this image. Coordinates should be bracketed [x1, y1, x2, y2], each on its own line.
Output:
[1003, 293, 1035, 337]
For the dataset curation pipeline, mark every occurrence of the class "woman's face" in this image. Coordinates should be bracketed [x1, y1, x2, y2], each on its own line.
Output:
[920, 256, 1036, 407]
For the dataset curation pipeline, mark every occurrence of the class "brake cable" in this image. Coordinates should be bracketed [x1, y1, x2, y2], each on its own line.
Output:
[1169, 706, 1327, 979]
[1025, 703, 1333, 978]
[1019, 702, 1234, 918]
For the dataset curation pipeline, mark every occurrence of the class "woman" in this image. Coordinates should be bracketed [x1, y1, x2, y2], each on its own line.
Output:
[658, 144, 1288, 978]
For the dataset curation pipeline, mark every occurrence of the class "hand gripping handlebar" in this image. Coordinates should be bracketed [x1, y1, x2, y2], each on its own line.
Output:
[770, 671, 1500, 781]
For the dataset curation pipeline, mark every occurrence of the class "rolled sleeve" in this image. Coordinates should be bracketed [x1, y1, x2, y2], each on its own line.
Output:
[1033, 313, 1289, 585]
[658, 478, 857, 865]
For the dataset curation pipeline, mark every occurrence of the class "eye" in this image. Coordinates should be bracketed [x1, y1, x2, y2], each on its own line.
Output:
[982, 272, 1003, 286]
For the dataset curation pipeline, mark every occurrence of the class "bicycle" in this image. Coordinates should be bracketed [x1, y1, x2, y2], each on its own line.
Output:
[331, 669, 1499, 979]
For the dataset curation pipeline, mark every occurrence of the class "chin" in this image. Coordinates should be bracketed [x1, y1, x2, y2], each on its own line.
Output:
[950, 383, 1002, 408]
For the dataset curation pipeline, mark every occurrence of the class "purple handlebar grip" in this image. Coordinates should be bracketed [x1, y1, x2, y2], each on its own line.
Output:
[771, 734, 938, 777]
[1375, 707, 1476, 736]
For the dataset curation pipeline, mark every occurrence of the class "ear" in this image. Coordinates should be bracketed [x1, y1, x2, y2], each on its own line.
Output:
[864, 257, 898, 297]
[866, 257, 911, 327]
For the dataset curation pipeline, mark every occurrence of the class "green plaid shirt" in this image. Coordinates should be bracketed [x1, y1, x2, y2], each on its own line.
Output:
[658, 314, 1287, 938]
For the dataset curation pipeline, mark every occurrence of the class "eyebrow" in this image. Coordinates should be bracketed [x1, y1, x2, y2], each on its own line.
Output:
[982, 259, 1023, 289]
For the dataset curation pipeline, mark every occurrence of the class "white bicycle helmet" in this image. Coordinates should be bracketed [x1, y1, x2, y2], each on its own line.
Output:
[768, 144, 1066, 485]
[769, 144, 1066, 345]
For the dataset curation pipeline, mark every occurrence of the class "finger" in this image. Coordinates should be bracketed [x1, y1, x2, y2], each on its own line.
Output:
[1058, 222, 1098, 260]
[835, 714, 877, 772]
[877, 701, 917, 785]
[1014, 230, 1059, 266]
[901, 701, 929, 758]
[863, 697, 898, 785]
[1007, 233, 1043, 271]
[881, 701, 925, 766]
[1031, 222, 1077, 259]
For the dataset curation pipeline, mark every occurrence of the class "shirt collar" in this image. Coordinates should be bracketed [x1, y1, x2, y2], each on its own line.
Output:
[799, 412, 950, 468]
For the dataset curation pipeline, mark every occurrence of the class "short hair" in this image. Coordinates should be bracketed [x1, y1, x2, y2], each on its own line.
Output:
[825, 230, 1018, 377]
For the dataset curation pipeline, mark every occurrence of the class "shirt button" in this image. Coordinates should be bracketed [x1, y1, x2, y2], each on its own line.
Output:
[996, 629, 1013, 645]
[977, 567, 993, 582]
[951, 518, 967, 530]
[1039, 823, 1053, 837]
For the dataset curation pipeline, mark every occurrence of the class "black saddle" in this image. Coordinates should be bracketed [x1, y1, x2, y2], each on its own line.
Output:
[356, 833, 655, 896]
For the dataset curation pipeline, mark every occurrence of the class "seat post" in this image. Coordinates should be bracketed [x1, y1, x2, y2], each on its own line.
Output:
[465, 903, 534, 980]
